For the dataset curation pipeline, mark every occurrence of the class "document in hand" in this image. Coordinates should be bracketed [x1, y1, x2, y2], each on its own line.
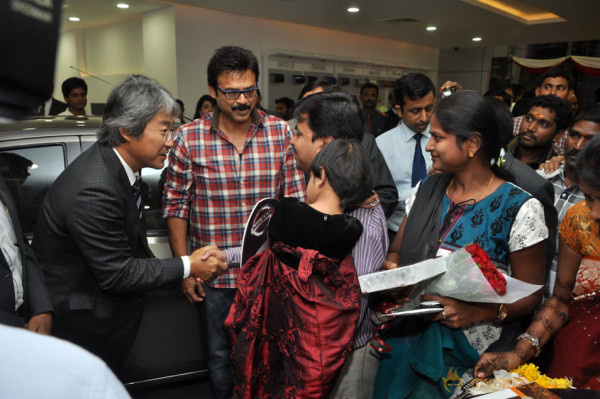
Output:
[358, 257, 447, 294]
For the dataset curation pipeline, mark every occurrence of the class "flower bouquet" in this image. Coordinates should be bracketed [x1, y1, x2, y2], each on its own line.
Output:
[408, 243, 542, 305]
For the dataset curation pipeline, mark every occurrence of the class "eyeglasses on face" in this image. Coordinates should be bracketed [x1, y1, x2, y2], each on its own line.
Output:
[216, 86, 259, 100]
[150, 126, 179, 143]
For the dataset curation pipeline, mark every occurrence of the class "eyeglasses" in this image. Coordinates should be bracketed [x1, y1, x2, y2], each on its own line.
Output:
[217, 86, 259, 100]
[149, 126, 179, 143]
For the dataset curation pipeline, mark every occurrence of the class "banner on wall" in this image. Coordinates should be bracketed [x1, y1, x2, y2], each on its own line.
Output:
[512, 56, 600, 76]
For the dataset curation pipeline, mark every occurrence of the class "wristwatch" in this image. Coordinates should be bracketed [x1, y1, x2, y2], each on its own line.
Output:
[496, 304, 507, 322]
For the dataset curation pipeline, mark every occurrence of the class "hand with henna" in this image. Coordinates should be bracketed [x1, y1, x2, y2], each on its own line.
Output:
[474, 349, 524, 378]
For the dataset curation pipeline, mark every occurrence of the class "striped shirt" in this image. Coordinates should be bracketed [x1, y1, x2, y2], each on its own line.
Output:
[349, 205, 389, 348]
[162, 108, 306, 289]
[513, 115, 567, 156]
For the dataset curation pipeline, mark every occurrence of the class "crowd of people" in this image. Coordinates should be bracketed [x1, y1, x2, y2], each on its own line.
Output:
[2, 44, 600, 399]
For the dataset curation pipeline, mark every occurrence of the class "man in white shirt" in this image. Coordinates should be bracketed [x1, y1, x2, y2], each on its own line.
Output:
[376, 73, 436, 239]
[58, 77, 88, 116]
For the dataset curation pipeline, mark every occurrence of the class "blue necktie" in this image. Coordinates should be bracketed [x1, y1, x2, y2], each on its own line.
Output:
[411, 133, 427, 187]
[132, 178, 143, 220]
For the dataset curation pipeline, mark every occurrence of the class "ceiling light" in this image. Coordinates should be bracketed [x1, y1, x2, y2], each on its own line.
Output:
[347, 7, 359, 13]
[461, 0, 564, 25]
[426, 26, 437, 31]
[69, 16, 80, 21]
[117, 3, 129, 9]
[472, 36, 482, 41]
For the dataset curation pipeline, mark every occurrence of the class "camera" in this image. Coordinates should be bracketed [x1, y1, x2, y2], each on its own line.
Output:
[442, 86, 456, 98]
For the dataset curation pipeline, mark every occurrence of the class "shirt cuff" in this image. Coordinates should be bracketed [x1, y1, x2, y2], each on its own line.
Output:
[225, 247, 242, 268]
[181, 256, 191, 278]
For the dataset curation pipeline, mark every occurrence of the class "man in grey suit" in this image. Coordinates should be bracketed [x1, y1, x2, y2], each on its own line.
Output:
[32, 75, 227, 371]
[0, 175, 53, 332]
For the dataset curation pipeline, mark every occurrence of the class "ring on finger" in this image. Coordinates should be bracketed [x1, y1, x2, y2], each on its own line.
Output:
[442, 310, 446, 320]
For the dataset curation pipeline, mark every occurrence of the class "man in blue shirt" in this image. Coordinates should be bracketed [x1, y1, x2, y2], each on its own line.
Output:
[376, 73, 436, 240]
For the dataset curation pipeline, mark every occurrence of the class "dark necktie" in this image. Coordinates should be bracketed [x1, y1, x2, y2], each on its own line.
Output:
[132, 177, 143, 220]
[411, 133, 427, 187]
[38, 104, 45, 116]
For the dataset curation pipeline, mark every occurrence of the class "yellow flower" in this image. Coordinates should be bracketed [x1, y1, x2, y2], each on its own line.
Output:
[510, 363, 572, 389]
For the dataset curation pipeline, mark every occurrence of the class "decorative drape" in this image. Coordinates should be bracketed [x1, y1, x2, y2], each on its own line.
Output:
[512, 56, 600, 76]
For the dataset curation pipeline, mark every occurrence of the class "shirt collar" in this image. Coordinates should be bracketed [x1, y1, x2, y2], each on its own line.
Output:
[400, 121, 431, 143]
[112, 148, 138, 185]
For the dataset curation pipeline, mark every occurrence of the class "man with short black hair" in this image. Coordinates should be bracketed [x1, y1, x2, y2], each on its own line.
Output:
[376, 73, 436, 239]
[163, 46, 305, 399]
[512, 68, 575, 155]
[537, 106, 600, 297]
[33, 75, 226, 372]
[360, 82, 388, 136]
[290, 91, 389, 399]
[274, 96, 295, 120]
[507, 95, 572, 169]
[58, 77, 88, 116]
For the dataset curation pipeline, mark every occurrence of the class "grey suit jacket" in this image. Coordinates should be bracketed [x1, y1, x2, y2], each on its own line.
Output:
[32, 142, 183, 369]
[0, 176, 53, 327]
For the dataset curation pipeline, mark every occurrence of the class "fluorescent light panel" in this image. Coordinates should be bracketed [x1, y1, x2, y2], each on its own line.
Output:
[461, 0, 565, 25]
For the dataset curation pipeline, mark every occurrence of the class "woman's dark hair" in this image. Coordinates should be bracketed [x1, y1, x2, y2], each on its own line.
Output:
[576, 132, 600, 191]
[193, 95, 216, 119]
[434, 90, 513, 182]
[310, 139, 373, 210]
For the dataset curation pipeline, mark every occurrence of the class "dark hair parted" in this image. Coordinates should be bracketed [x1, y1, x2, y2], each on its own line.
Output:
[294, 91, 365, 142]
[207, 46, 259, 90]
[275, 97, 295, 108]
[193, 95, 216, 119]
[435, 90, 512, 182]
[393, 73, 436, 110]
[61, 77, 87, 98]
[360, 82, 379, 96]
[576, 133, 600, 191]
[484, 96, 514, 147]
[572, 105, 600, 128]
[298, 80, 334, 100]
[310, 139, 373, 210]
[529, 95, 573, 131]
[539, 67, 574, 91]
[97, 75, 179, 147]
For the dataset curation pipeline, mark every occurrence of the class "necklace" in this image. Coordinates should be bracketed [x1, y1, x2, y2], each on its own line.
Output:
[445, 173, 495, 202]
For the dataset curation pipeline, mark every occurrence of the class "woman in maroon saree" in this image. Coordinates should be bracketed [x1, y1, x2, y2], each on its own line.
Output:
[225, 139, 374, 399]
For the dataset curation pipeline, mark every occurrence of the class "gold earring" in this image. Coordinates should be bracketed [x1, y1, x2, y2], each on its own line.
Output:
[469, 151, 474, 158]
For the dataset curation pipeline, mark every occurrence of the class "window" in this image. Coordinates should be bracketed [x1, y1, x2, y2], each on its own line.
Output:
[0, 145, 65, 235]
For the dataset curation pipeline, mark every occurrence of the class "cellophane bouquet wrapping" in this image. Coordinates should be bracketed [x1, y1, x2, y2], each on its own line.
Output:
[408, 243, 542, 305]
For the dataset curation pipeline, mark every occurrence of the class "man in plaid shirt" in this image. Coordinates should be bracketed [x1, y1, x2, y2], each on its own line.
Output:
[162, 46, 305, 399]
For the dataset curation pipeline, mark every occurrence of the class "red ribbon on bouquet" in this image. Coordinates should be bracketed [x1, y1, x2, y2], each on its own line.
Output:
[464, 243, 507, 296]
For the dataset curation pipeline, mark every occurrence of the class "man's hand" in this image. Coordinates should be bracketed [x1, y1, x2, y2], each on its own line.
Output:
[25, 312, 52, 335]
[439, 81, 463, 93]
[189, 245, 228, 281]
[181, 277, 206, 303]
[360, 191, 380, 209]
[539, 155, 564, 174]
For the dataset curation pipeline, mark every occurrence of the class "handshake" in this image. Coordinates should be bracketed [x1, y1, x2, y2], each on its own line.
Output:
[184, 245, 228, 303]
[189, 245, 228, 281]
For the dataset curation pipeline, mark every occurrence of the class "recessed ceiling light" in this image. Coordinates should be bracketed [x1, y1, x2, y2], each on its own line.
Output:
[347, 7, 359, 13]
[472, 36, 482, 41]
[426, 26, 437, 31]
[69, 16, 80, 21]
[117, 3, 129, 9]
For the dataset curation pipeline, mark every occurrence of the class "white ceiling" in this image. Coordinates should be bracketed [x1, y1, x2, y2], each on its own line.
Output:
[61, 0, 600, 50]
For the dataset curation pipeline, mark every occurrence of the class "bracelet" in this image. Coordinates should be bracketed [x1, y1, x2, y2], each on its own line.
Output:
[517, 332, 541, 358]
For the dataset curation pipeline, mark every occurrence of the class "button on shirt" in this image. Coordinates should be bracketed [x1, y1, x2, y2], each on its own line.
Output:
[0, 198, 24, 311]
[163, 108, 306, 289]
[376, 122, 433, 231]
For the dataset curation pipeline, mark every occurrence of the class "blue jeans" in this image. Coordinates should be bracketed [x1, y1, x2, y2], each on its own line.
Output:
[199, 284, 236, 399]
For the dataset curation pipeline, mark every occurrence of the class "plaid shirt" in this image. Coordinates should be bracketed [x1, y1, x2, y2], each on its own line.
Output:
[513, 115, 566, 156]
[163, 108, 306, 288]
